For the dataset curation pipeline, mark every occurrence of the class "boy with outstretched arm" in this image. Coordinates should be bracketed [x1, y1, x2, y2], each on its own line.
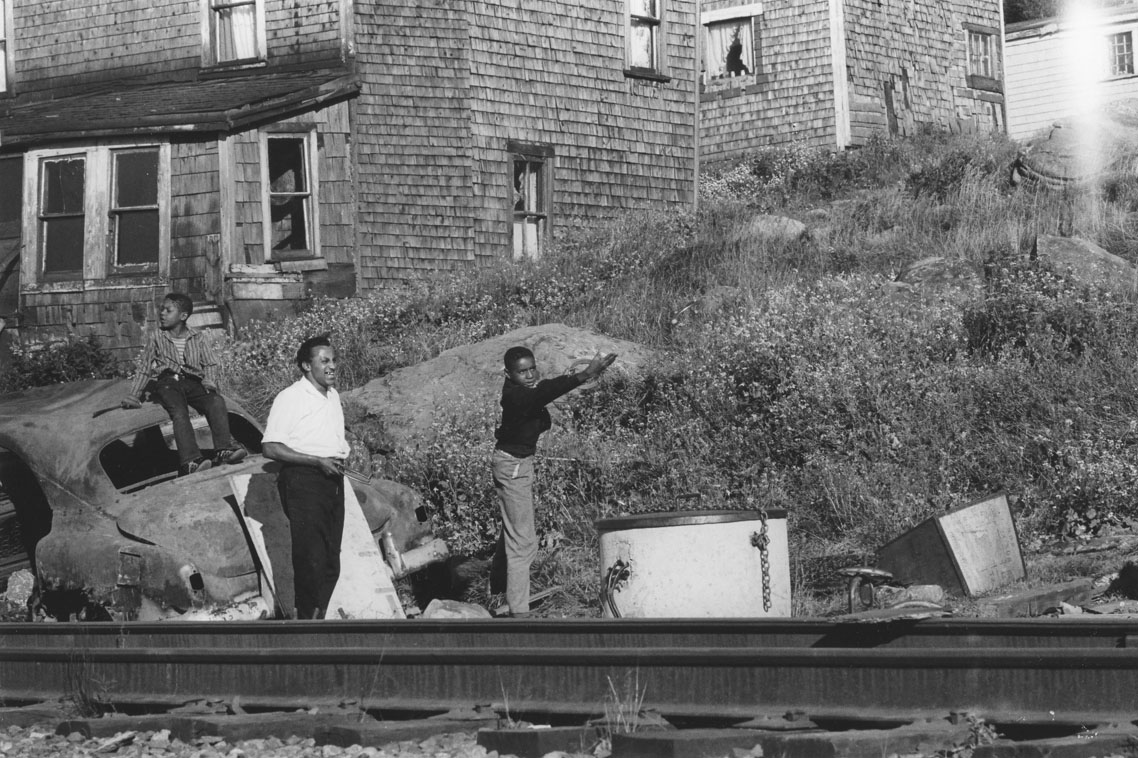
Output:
[121, 293, 246, 476]
[490, 346, 617, 617]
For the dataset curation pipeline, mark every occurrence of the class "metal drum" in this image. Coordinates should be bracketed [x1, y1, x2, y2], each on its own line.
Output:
[596, 509, 791, 618]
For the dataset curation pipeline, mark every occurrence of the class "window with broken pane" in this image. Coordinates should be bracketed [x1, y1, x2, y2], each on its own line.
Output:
[513, 156, 547, 260]
[267, 136, 312, 256]
[210, 0, 260, 63]
[111, 148, 160, 269]
[40, 157, 85, 276]
[629, 0, 660, 71]
[706, 18, 754, 80]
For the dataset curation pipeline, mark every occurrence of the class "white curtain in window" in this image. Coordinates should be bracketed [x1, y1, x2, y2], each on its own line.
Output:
[217, 3, 257, 62]
[706, 20, 753, 80]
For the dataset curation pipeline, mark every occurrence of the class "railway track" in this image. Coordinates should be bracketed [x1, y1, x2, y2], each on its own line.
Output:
[3, 616, 1138, 727]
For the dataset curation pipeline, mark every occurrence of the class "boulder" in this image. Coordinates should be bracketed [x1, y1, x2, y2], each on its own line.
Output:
[886, 256, 984, 302]
[1033, 234, 1138, 293]
[421, 598, 493, 619]
[345, 324, 654, 451]
[738, 214, 808, 244]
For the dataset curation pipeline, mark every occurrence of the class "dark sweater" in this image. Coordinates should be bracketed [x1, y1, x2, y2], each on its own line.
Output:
[494, 373, 587, 458]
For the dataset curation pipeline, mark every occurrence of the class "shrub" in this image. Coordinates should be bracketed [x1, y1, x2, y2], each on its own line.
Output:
[0, 334, 120, 393]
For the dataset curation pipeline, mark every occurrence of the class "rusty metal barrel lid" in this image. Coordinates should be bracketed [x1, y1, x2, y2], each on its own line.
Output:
[595, 508, 788, 533]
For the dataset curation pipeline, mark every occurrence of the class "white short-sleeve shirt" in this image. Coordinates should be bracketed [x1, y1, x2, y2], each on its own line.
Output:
[262, 377, 350, 459]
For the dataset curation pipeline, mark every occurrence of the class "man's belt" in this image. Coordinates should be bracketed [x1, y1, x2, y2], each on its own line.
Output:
[158, 368, 203, 382]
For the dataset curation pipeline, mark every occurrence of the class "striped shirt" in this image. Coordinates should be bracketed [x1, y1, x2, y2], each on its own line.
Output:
[128, 327, 220, 399]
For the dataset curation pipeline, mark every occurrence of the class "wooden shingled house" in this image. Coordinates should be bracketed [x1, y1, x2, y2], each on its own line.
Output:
[697, 0, 1006, 162]
[0, 0, 698, 358]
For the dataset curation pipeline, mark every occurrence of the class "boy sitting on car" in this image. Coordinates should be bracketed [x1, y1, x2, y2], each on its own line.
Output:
[121, 293, 246, 476]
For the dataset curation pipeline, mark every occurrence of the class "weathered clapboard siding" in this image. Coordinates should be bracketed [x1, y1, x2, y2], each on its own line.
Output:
[263, 0, 343, 70]
[1006, 10, 1138, 140]
[844, 0, 1001, 141]
[353, 1, 476, 287]
[13, 0, 199, 93]
[18, 286, 166, 359]
[12, 0, 343, 97]
[168, 140, 221, 301]
[700, 0, 837, 162]
[467, 0, 696, 259]
[699, 0, 1003, 161]
[354, 0, 696, 286]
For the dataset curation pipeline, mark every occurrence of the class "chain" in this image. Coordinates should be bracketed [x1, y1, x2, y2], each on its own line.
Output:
[749, 506, 772, 612]
[600, 558, 632, 619]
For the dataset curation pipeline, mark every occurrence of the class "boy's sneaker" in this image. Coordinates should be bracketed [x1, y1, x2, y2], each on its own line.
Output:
[179, 457, 212, 477]
[213, 445, 248, 466]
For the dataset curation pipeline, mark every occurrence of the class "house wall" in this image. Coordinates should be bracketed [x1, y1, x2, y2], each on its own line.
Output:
[466, 0, 698, 261]
[698, 0, 1004, 162]
[1005, 15, 1138, 140]
[11, 0, 344, 96]
[353, 0, 697, 285]
[843, 0, 1004, 144]
[699, 0, 838, 163]
[352, 1, 476, 286]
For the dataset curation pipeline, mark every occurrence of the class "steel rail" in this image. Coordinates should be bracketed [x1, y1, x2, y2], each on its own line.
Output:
[3, 618, 1138, 722]
[3, 616, 1138, 648]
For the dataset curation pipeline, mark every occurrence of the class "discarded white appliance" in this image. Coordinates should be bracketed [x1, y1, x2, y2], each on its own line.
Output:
[595, 508, 791, 618]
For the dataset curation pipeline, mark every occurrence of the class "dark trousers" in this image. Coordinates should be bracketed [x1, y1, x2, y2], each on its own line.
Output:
[277, 465, 344, 619]
[150, 374, 233, 465]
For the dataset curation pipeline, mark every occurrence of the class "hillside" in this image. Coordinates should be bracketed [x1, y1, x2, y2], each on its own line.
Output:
[10, 129, 1138, 618]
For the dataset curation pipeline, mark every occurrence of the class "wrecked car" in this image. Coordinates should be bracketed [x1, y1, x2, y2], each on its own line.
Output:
[0, 378, 445, 621]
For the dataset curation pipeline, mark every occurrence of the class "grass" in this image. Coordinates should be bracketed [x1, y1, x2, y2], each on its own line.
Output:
[275, 131, 1138, 613]
[16, 128, 1135, 618]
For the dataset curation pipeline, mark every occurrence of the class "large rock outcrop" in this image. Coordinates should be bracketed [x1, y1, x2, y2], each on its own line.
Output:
[1033, 235, 1138, 294]
[345, 324, 653, 452]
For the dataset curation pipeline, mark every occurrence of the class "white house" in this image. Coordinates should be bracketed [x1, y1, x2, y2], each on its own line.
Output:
[1005, 1, 1138, 140]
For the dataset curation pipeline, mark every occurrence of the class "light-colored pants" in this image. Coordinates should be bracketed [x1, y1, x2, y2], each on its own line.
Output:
[491, 449, 537, 615]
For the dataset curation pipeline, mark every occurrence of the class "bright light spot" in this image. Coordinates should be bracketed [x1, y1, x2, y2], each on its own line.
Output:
[1062, 1, 1105, 179]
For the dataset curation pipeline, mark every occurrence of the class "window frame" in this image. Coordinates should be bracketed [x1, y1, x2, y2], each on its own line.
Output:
[1108, 31, 1135, 78]
[258, 128, 321, 263]
[200, 0, 267, 69]
[0, 0, 13, 95]
[21, 143, 171, 287]
[625, 0, 670, 82]
[508, 140, 554, 262]
[964, 23, 1002, 93]
[109, 147, 164, 275]
[38, 154, 87, 280]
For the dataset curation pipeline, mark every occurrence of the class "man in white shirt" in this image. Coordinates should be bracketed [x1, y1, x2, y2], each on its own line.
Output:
[262, 335, 350, 619]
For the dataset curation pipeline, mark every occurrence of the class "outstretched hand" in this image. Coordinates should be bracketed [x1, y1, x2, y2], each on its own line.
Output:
[584, 352, 617, 380]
